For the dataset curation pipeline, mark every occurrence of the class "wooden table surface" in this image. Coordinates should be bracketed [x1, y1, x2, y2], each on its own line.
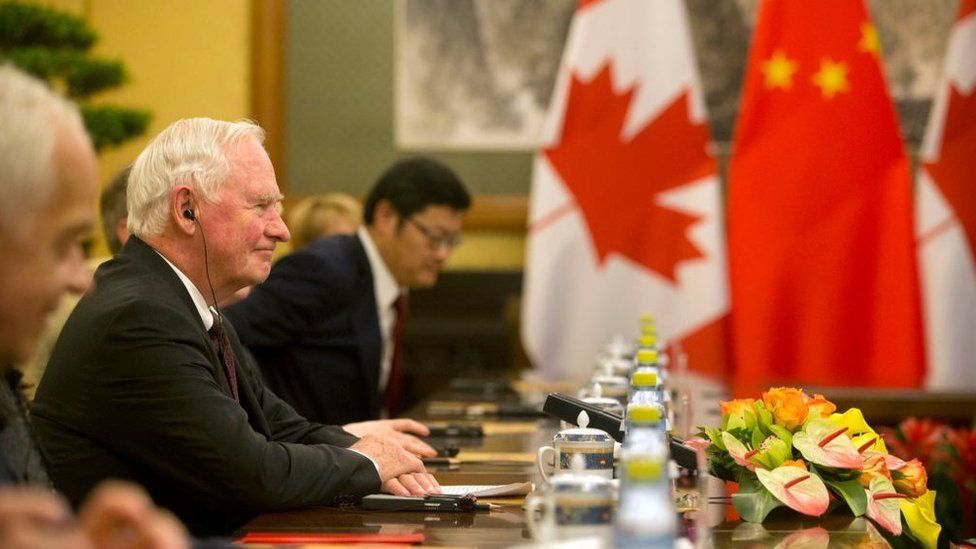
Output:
[236, 393, 896, 547]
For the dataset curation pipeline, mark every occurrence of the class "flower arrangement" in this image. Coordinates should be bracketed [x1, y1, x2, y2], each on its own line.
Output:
[697, 387, 942, 548]
[880, 417, 976, 542]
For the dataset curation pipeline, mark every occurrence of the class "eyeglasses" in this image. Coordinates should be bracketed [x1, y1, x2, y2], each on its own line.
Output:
[405, 217, 462, 250]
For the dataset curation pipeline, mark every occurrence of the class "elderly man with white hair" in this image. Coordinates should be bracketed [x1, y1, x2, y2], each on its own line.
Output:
[0, 64, 190, 549]
[33, 117, 439, 537]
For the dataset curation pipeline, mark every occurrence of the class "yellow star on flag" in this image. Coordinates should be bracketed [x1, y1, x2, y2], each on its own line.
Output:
[859, 22, 881, 56]
[811, 58, 850, 99]
[761, 50, 799, 90]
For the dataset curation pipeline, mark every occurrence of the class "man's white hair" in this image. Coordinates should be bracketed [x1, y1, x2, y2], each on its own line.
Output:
[127, 118, 265, 238]
[0, 64, 86, 239]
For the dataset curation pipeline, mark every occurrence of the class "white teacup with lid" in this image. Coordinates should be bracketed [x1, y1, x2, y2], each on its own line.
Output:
[526, 453, 615, 542]
[563, 384, 625, 431]
[538, 411, 615, 482]
[588, 363, 629, 405]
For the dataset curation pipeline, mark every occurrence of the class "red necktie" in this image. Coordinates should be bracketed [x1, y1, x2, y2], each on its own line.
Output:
[383, 293, 409, 415]
[209, 321, 240, 401]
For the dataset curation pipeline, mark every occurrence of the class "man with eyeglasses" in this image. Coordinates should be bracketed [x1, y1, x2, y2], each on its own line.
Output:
[224, 157, 471, 425]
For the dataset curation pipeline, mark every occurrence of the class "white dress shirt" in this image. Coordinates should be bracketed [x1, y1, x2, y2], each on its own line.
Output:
[156, 251, 215, 330]
[357, 227, 406, 392]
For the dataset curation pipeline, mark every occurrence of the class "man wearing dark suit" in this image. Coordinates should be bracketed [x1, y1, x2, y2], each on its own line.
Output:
[33, 118, 439, 537]
[224, 158, 471, 425]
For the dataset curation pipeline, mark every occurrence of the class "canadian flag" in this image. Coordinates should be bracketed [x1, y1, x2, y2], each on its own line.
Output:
[521, 0, 728, 393]
[916, 0, 976, 389]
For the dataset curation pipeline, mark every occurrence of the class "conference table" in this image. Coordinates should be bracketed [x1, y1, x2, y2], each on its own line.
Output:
[236, 382, 899, 547]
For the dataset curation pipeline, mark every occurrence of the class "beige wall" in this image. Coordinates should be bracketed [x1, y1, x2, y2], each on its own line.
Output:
[36, 0, 252, 255]
[30, 0, 525, 269]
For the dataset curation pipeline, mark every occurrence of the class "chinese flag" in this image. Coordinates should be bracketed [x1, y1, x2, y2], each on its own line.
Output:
[916, 0, 976, 389]
[727, 0, 925, 395]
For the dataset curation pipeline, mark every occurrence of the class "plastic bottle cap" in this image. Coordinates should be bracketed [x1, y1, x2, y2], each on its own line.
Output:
[640, 324, 657, 336]
[636, 349, 658, 364]
[631, 371, 658, 387]
[624, 457, 664, 480]
[627, 405, 662, 423]
[638, 334, 656, 347]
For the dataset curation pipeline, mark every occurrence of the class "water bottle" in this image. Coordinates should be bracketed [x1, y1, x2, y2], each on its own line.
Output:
[630, 368, 671, 434]
[615, 405, 676, 548]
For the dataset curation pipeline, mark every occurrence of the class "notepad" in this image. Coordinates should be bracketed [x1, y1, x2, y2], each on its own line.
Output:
[440, 482, 533, 497]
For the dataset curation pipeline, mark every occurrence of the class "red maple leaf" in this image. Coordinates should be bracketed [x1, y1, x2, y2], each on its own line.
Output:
[924, 84, 976, 261]
[545, 63, 715, 282]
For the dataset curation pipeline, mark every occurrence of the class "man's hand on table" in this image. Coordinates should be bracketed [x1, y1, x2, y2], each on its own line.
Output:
[349, 435, 441, 496]
[343, 419, 437, 457]
[383, 472, 440, 496]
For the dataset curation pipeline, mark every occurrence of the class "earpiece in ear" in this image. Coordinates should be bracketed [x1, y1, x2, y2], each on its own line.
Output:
[182, 209, 196, 221]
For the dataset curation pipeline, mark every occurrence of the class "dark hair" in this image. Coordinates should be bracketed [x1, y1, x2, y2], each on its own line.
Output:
[100, 164, 132, 254]
[363, 157, 471, 225]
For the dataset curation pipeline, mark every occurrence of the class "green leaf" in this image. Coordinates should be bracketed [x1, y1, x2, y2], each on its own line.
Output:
[756, 402, 774, 433]
[768, 424, 793, 447]
[820, 473, 868, 517]
[751, 425, 766, 449]
[727, 413, 748, 432]
[732, 472, 785, 523]
[704, 426, 724, 448]
[705, 443, 739, 482]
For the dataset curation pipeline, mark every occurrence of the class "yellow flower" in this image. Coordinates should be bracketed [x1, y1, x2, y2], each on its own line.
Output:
[892, 459, 928, 498]
[804, 393, 836, 419]
[780, 459, 807, 471]
[830, 407, 870, 434]
[831, 407, 889, 453]
[899, 490, 941, 549]
[762, 387, 809, 430]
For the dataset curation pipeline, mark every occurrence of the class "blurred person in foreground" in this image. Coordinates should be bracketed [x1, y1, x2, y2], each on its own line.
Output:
[225, 157, 470, 425]
[0, 64, 188, 548]
[33, 118, 439, 537]
[19, 163, 132, 399]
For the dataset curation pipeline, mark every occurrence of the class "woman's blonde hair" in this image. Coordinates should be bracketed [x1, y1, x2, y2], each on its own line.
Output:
[288, 193, 362, 249]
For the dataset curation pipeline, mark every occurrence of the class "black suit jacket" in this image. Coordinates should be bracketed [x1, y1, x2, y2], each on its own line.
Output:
[223, 234, 383, 425]
[32, 237, 380, 536]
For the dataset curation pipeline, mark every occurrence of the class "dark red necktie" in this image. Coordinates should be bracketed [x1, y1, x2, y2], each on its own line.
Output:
[209, 321, 239, 401]
[383, 293, 409, 416]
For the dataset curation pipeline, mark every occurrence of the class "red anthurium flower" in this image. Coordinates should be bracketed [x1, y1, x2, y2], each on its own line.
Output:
[865, 477, 904, 536]
[793, 420, 863, 470]
[756, 465, 830, 517]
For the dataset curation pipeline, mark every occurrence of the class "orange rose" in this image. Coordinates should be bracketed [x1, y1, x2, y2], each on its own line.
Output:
[892, 458, 928, 498]
[762, 387, 809, 430]
[804, 393, 837, 419]
[858, 453, 892, 487]
[720, 398, 757, 421]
